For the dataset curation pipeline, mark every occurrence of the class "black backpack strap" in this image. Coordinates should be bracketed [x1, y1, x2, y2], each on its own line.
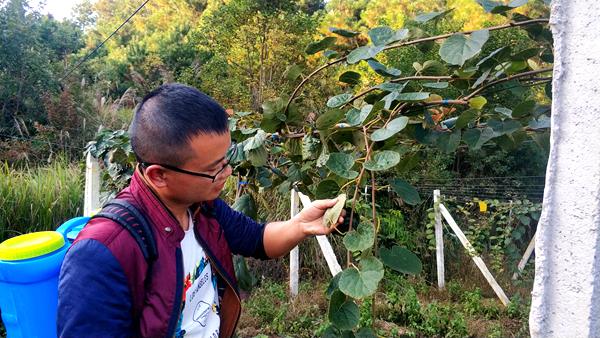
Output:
[91, 199, 158, 263]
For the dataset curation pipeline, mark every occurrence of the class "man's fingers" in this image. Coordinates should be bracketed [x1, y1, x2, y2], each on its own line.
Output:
[311, 198, 338, 210]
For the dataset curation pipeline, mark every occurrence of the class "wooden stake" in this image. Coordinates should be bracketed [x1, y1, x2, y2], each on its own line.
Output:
[512, 232, 536, 280]
[297, 191, 342, 276]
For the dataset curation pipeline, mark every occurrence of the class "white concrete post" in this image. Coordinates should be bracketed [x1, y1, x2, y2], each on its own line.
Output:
[434, 190, 445, 290]
[289, 189, 300, 297]
[83, 152, 101, 216]
[530, 1, 600, 336]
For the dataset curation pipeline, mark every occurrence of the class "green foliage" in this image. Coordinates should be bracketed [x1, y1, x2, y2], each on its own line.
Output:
[10, 2, 550, 336]
[85, 128, 136, 194]
[462, 288, 483, 315]
[0, 158, 83, 242]
[439, 29, 489, 66]
[453, 197, 541, 273]
[338, 256, 384, 299]
[0, 0, 88, 163]
[379, 246, 422, 275]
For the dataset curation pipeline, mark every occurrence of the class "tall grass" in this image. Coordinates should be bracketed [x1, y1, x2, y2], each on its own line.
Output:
[0, 159, 83, 242]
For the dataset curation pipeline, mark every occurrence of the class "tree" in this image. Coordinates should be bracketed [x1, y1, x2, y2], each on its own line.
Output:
[0, 0, 83, 136]
[189, 0, 322, 110]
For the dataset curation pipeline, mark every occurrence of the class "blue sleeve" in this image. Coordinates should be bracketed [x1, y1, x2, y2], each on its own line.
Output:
[57, 239, 133, 337]
[213, 198, 268, 259]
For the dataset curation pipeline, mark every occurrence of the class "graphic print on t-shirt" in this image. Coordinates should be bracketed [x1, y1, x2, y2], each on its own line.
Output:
[175, 215, 220, 338]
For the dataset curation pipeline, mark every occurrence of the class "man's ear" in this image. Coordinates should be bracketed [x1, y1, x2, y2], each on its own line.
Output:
[144, 165, 169, 188]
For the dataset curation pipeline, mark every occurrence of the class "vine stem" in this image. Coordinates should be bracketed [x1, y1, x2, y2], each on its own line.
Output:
[346, 127, 373, 268]
[345, 76, 453, 106]
[370, 166, 377, 331]
[462, 67, 553, 100]
[284, 18, 549, 114]
[284, 58, 345, 114]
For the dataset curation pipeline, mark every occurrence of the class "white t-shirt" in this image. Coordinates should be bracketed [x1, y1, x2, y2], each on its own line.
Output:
[174, 212, 220, 338]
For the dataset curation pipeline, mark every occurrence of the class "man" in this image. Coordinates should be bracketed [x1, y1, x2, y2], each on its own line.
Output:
[57, 83, 344, 337]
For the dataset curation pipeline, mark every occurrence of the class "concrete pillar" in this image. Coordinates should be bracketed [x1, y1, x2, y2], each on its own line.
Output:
[529, 0, 600, 337]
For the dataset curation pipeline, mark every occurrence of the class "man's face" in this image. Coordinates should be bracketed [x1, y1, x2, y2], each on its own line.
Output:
[163, 131, 233, 204]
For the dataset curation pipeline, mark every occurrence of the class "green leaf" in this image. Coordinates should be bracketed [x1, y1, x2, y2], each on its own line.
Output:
[379, 246, 422, 275]
[306, 36, 337, 55]
[463, 127, 495, 149]
[262, 97, 285, 116]
[346, 104, 373, 127]
[511, 48, 541, 61]
[247, 146, 268, 166]
[302, 135, 320, 160]
[371, 117, 409, 142]
[324, 50, 340, 59]
[284, 64, 303, 81]
[477, 0, 527, 13]
[327, 93, 353, 108]
[355, 328, 377, 338]
[468, 96, 487, 110]
[339, 71, 361, 85]
[390, 178, 421, 205]
[476, 0, 504, 12]
[376, 82, 406, 92]
[439, 30, 489, 66]
[472, 68, 491, 88]
[230, 143, 247, 163]
[232, 194, 257, 220]
[315, 180, 340, 200]
[326, 153, 359, 179]
[397, 92, 430, 101]
[328, 290, 359, 331]
[436, 130, 461, 153]
[367, 60, 401, 77]
[363, 150, 401, 171]
[414, 9, 453, 23]
[338, 257, 384, 299]
[495, 106, 513, 117]
[347, 45, 384, 64]
[368, 26, 394, 46]
[343, 222, 375, 252]
[455, 109, 479, 129]
[528, 115, 550, 130]
[477, 47, 508, 68]
[326, 272, 342, 298]
[243, 130, 267, 151]
[256, 167, 272, 188]
[422, 82, 449, 89]
[487, 119, 522, 136]
[421, 60, 447, 76]
[512, 100, 536, 118]
[324, 194, 347, 228]
[261, 98, 285, 132]
[367, 26, 408, 46]
[381, 91, 399, 110]
[317, 109, 345, 130]
[329, 27, 359, 38]
[390, 29, 409, 44]
[317, 141, 330, 167]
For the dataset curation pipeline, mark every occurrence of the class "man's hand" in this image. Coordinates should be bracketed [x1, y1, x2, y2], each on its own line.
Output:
[292, 198, 346, 236]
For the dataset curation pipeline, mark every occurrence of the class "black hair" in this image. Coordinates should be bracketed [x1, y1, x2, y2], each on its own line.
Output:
[129, 83, 229, 166]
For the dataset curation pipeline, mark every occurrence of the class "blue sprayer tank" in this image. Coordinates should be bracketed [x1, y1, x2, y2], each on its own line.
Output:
[0, 217, 89, 338]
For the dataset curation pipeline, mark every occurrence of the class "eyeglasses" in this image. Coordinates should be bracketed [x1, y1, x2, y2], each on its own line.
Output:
[141, 143, 237, 183]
